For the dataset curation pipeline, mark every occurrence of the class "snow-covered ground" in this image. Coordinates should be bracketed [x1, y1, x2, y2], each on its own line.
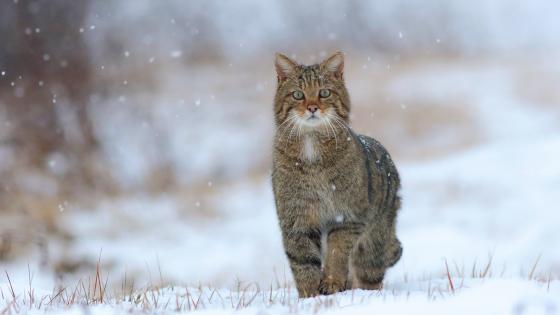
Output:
[2, 55, 560, 314]
[1, 279, 558, 314]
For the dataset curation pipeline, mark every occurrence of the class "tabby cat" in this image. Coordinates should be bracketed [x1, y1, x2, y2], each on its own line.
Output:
[271, 52, 402, 297]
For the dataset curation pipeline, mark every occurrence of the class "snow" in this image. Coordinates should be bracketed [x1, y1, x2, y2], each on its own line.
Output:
[1, 279, 558, 314]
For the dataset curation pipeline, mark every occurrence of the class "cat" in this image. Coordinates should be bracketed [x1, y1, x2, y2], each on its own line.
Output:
[271, 52, 402, 297]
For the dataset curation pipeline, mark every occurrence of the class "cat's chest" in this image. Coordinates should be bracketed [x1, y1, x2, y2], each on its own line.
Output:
[297, 167, 350, 225]
[300, 135, 320, 163]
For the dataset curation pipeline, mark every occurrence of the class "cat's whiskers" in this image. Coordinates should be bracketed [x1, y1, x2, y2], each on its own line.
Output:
[287, 117, 301, 144]
[324, 116, 338, 149]
[277, 114, 297, 130]
[319, 119, 332, 151]
[277, 115, 297, 141]
[284, 122, 298, 150]
[328, 114, 351, 138]
[277, 112, 348, 155]
[321, 119, 331, 141]
[277, 116, 298, 150]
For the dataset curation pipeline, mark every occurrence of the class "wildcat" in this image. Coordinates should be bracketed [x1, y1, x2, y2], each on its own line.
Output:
[271, 52, 402, 297]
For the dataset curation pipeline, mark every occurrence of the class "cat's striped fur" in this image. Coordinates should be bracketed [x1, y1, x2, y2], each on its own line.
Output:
[271, 52, 402, 297]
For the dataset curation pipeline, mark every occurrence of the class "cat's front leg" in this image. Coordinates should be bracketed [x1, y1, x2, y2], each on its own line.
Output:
[283, 228, 322, 298]
[319, 224, 362, 295]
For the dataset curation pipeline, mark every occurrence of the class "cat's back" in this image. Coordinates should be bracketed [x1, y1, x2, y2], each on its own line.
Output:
[354, 133, 401, 216]
[356, 134, 398, 174]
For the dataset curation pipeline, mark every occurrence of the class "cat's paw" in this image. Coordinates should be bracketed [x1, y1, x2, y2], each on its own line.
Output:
[318, 276, 348, 295]
[298, 287, 321, 298]
[351, 278, 383, 291]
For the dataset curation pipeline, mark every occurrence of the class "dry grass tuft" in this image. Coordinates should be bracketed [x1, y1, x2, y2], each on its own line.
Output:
[1, 254, 557, 314]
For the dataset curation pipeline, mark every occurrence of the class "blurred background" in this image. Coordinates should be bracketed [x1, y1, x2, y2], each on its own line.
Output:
[1, 0, 559, 290]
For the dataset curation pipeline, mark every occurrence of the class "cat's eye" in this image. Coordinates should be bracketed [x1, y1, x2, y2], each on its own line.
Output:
[292, 90, 305, 100]
[319, 89, 331, 98]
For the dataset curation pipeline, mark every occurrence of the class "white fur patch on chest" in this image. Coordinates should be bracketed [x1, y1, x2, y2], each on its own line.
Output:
[301, 135, 319, 162]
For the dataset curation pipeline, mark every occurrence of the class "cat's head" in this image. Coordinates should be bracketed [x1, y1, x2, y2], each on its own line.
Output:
[273, 52, 350, 134]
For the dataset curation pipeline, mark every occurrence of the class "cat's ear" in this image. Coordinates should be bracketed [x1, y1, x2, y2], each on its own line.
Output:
[275, 53, 298, 81]
[321, 52, 344, 79]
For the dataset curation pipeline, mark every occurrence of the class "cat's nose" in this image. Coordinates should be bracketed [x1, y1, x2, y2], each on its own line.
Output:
[307, 104, 318, 113]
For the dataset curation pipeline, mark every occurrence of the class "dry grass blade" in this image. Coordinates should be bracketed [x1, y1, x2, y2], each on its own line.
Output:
[27, 264, 34, 306]
[80, 279, 90, 304]
[528, 254, 542, 280]
[547, 269, 552, 292]
[4, 271, 16, 299]
[93, 251, 105, 303]
[193, 290, 203, 310]
[47, 287, 66, 305]
[444, 259, 455, 294]
[480, 254, 493, 278]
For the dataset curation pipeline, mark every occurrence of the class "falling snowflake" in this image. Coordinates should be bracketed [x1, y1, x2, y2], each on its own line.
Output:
[171, 50, 182, 58]
[335, 215, 344, 223]
[57, 201, 69, 213]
